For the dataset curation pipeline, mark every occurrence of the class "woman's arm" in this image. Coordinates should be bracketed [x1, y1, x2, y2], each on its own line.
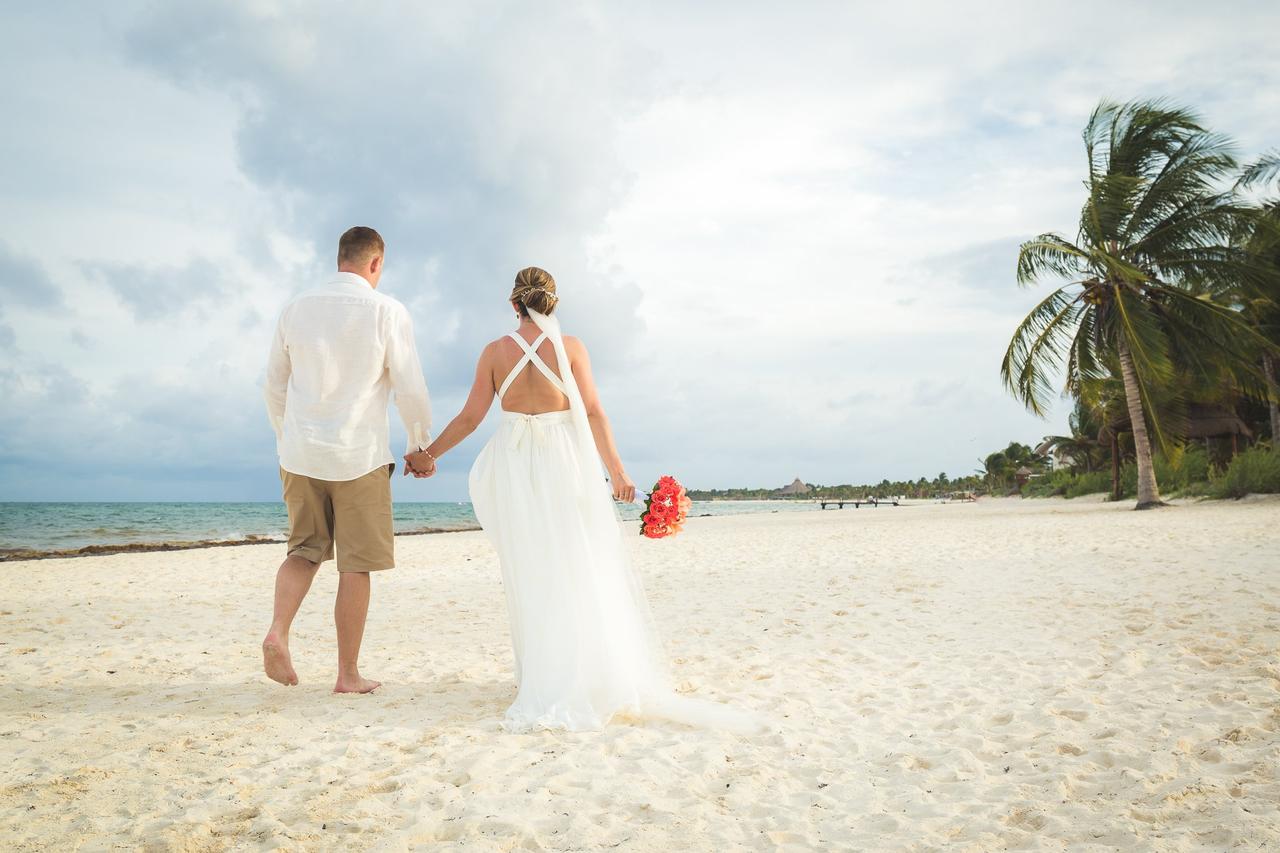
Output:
[404, 344, 496, 477]
[567, 337, 636, 503]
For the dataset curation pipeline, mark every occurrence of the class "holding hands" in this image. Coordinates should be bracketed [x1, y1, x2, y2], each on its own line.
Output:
[404, 449, 437, 478]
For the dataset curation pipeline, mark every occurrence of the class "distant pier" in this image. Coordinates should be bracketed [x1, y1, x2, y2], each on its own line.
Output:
[816, 497, 899, 509]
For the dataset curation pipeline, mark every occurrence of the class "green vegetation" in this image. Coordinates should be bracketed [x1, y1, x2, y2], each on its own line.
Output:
[1001, 98, 1280, 508]
[977, 442, 1048, 494]
[1210, 447, 1280, 498]
[688, 472, 984, 502]
[689, 431, 1280, 505]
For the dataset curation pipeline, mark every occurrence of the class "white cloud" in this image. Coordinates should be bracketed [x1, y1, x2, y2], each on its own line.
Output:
[1, 1, 1277, 498]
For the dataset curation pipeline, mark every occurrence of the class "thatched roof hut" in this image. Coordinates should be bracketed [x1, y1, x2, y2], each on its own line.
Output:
[1099, 403, 1253, 442]
[778, 477, 811, 495]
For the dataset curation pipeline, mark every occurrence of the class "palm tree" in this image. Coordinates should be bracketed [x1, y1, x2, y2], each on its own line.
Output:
[1002, 99, 1274, 509]
[1039, 400, 1105, 473]
[978, 451, 1010, 492]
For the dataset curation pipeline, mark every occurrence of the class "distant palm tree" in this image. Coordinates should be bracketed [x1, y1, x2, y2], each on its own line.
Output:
[978, 451, 1010, 492]
[1002, 99, 1274, 509]
[1039, 400, 1105, 473]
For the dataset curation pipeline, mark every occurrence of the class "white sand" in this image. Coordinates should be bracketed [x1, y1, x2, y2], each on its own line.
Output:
[2, 497, 1278, 851]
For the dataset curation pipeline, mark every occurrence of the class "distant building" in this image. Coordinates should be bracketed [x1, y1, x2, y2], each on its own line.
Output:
[777, 477, 811, 496]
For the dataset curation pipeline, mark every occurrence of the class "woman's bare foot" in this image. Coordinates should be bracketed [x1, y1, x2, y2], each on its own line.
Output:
[262, 634, 299, 686]
[333, 675, 381, 694]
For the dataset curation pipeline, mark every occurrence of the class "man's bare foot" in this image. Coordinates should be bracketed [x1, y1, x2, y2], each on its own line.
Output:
[333, 675, 381, 694]
[262, 634, 299, 686]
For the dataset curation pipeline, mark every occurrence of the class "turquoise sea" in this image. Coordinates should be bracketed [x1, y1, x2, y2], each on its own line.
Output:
[0, 500, 814, 555]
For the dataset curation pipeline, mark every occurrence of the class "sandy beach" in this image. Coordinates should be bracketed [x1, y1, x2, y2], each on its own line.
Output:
[2, 497, 1278, 851]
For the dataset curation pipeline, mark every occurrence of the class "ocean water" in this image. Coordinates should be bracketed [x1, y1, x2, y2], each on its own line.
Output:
[0, 500, 813, 554]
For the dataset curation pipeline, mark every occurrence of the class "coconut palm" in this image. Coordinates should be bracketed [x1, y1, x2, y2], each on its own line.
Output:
[978, 451, 1010, 492]
[1002, 99, 1274, 509]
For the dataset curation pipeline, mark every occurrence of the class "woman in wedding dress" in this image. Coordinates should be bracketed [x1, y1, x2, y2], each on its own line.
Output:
[407, 267, 762, 733]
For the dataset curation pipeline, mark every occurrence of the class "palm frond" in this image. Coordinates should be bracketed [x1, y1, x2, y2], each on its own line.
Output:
[1015, 235, 1088, 286]
[1152, 283, 1280, 401]
[1125, 134, 1242, 245]
[1156, 245, 1274, 293]
[1001, 286, 1085, 415]
[1134, 195, 1256, 263]
[1081, 100, 1221, 245]
[1064, 304, 1107, 398]
[1237, 150, 1280, 192]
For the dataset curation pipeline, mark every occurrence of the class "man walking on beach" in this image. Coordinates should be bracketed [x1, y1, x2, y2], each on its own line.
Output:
[261, 226, 433, 693]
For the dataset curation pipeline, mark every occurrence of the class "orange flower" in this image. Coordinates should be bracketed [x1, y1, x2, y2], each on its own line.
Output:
[643, 521, 668, 539]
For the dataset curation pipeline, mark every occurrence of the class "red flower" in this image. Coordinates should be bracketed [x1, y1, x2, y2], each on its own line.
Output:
[639, 475, 689, 538]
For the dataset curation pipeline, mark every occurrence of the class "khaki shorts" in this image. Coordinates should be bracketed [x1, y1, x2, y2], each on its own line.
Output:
[280, 464, 395, 572]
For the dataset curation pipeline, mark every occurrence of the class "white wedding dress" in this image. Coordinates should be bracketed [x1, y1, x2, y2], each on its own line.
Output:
[468, 310, 763, 733]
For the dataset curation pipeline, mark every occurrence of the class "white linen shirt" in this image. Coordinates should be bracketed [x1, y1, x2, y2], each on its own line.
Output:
[264, 272, 432, 481]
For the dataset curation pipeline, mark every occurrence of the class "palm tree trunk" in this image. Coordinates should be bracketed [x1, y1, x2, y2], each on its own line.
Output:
[1265, 352, 1280, 451]
[1116, 338, 1162, 509]
[1110, 433, 1121, 501]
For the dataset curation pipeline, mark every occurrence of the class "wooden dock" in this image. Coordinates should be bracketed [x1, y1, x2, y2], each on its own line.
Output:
[816, 498, 899, 509]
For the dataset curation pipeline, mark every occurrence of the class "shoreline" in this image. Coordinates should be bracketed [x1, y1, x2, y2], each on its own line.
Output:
[0, 499, 816, 563]
[0, 525, 482, 563]
[7, 493, 1271, 562]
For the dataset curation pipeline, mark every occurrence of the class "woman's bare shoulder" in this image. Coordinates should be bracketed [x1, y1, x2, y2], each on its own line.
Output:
[478, 338, 506, 363]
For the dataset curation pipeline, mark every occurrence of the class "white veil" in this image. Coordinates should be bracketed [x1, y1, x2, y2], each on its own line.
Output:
[527, 309, 766, 733]
[528, 309, 605, 497]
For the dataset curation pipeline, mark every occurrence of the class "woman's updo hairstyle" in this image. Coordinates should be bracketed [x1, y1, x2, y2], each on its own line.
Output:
[510, 266, 559, 316]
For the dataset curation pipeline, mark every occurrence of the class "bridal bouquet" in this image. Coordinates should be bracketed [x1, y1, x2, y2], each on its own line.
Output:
[640, 475, 692, 539]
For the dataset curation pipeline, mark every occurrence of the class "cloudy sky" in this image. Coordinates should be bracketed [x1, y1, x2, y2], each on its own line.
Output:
[2, 1, 1278, 502]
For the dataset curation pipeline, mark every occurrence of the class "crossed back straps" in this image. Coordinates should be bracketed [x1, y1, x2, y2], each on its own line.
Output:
[497, 332, 567, 400]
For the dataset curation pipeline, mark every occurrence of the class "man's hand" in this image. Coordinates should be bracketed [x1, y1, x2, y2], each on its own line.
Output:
[404, 450, 437, 478]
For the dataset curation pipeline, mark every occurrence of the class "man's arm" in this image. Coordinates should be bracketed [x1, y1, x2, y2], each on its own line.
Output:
[386, 305, 433, 454]
[263, 312, 290, 441]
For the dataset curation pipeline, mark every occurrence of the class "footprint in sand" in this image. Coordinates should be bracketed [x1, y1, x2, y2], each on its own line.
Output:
[1051, 709, 1089, 722]
[1056, 744, 1085, 756]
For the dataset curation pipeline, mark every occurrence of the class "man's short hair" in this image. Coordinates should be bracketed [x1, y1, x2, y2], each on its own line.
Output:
[337, 226, 385, 266]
